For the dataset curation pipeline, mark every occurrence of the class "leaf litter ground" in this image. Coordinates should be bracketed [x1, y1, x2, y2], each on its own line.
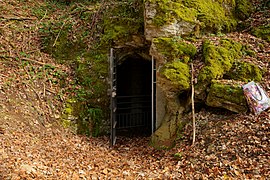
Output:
[0, 0, 270, 179]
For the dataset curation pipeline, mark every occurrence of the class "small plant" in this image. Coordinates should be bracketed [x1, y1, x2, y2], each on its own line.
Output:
[174, 152, 183, 160]
[87, 107, 103, 137]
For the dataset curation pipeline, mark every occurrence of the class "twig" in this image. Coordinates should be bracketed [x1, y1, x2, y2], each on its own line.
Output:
[21, 57, 47, 66]
[0, 15, 36, 21]
[43, 82, 46, 97]
[53, 20, 67, 47]
[191, 63, 196, 146]
[0, 55, 58, 67]
[46, 88, 56, 94]
[0, 73, 8, 78]
[27, 84, 42, 102]
[35, 10, 47, 31]
[89, 0, 106, 35]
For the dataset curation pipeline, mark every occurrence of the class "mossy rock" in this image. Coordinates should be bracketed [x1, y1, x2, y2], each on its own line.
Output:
[162, 61, 191, 90]
[61, 99, 78, 132]
[196, 39, 243, 99]
[235, 0, 253, 20]
[145, 0, 239, 39]
[101, 1, 144, 46]
[147, 0, 197, 27]
[225, 61, 263, 82]
[206, 80, 248, 113]
[251, 24, 270, 42]
[152, 37, 197, 62]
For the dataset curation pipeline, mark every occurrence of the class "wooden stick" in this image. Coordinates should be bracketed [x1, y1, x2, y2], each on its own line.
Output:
[0, 15, 36, 21]
[53, 20, 67, 47]
[0, 55, 58, 67]
[0, 73, 8, 78]
[191, 63, 196, 146]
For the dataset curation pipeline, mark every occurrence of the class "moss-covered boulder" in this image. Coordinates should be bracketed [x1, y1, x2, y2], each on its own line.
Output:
[101, 0, 144, 46]
[162, 61, 191, 90]
[196, 39, 243, 99]
[226, 60, 263, 82]
[206, 80, 248, 113]
[144, 0, 246, 40]
[251, 25, 270, 43]
[234, 0, 253, 20]
[150, 37, 197, 64]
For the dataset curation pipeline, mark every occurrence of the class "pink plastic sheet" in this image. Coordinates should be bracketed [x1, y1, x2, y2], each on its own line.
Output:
[243, 81, 270, 114]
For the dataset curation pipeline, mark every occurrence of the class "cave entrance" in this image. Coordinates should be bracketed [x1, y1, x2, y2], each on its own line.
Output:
[110, 48, 156, 146]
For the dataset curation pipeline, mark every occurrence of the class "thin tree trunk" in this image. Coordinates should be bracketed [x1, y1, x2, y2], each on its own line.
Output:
[191, 63, 196, 145]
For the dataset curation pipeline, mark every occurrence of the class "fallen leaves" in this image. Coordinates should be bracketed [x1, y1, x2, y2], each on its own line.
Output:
[1, 110, 269, 179]
[0, 0, 269, 179]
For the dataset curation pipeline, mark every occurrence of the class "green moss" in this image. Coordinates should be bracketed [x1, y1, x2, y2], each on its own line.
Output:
[197, 39, 243, 97]
[199, 39, 242, 83]
[101, 0, 144, 45]
[235, 0, 253, 20]
[61, 99, 77, 130]
[206, 80, 248, 112]
[198, 65, 223, 83]
[241, 45, 256, 57]
[219, 38, 242, 59]
[185, 0, 238, 32]
[226, 61, 263, 82]
[174, 152, 183, 159]
[176, 120, 185, 140]
[147, 0, 238, 32]
[208, 81, 245, 103]
[149, 0, 197, 26]
[251, 25, 270, 42]
[162, 61, 190, 90]
[153, 37, 197, 61]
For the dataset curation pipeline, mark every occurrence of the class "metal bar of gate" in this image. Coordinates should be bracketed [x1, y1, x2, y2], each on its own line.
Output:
[110, 48, 116, 147]
[151, 56, 154, 134]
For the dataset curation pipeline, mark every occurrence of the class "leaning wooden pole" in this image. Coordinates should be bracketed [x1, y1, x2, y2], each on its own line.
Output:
[191, 63, 196, 145]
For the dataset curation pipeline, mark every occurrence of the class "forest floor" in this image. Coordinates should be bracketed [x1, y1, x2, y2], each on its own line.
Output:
[0, 0, 270, 179]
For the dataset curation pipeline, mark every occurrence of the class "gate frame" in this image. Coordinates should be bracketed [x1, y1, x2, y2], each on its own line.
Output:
[109, 48, 156, 146]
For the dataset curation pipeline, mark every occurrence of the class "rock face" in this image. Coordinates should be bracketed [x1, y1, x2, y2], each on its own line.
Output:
[144, 1, 196, 40]
[150, 37, 195, 148]
[206, 80, 248, 113]
[145, 0, 259, 149]
[144, 0, 239, 41]
[195, 39, 243, 100]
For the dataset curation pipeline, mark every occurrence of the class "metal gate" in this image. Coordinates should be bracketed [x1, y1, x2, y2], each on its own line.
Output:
[116, 95, 151, 129]
[110, 48, 117, 146]
[109, 48, 156, 146]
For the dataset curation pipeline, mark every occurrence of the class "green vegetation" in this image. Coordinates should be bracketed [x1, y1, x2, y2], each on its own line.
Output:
[174, 152, 183, 159]
[101, 0, 144, 45]
[198, 39, 242, 84]
[226, 61, 263, 82]
[152, 37, 197, 62]
[195, 39, 243, 99]
[38, 0, 144, 136]
[147, 0, 197, 27]
[61, 99, 77, 131]
[146, 0, 240, 33]
[206, 80, 248, 112]
[235, 0, 253, 20]
[207, 81, 246, 104]
[252, 24, 270, 42]
[162, 61, 191, 90]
